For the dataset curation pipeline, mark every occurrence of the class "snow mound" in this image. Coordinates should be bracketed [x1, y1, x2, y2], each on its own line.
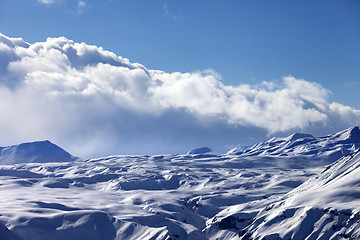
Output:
[228, 126, 360, 163]
[187, 147, 212, 154]
[0, 140, 75, 164]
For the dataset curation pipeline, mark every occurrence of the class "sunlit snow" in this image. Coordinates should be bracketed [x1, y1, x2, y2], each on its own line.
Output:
[0, 127, 360, 239]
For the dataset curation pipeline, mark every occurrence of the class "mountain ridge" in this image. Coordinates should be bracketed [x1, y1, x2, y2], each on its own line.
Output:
[228, 126, 360, 163]
[206, 149, 360, 239]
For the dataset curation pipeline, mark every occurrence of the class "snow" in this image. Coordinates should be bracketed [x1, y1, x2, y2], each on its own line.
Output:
[205, 149, 360, 239]
[0, 127, 360, 239]
[187, 147, 212, 155]
[228, 126, 360, 164]
[0, 140, 75, 164]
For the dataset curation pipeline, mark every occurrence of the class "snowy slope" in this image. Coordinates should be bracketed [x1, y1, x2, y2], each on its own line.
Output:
[0, 127, 359, 239]
[228, 126, 360, 163]
[206, 149, 360, 239]
[0, 140, 75, 164]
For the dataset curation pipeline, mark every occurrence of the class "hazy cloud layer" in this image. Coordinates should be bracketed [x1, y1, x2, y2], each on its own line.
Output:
[0, 33, 359, 156]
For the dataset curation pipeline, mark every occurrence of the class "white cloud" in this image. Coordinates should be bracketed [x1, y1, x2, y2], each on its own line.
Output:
[0, 33, 359, 156]
[163, 3, 181, 20]
[78, 0, 86, 8]
[35, 0, 89, 15]
[78, 0, 87, 14]
[37, 0, 56, 5]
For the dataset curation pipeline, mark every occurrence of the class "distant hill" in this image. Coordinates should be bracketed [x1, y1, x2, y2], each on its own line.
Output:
[187, 147, 212, 154]
[0, 140, 75, 164]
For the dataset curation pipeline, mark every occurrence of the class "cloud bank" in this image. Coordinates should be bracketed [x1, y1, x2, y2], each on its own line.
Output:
[0, 33, 359, 156]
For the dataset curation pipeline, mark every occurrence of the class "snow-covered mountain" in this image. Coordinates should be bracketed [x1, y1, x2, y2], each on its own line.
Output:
[206, 148, 360, 239]
[0, 140, 75, 164]
[228, 126, 360, 162]
[187, 147, 213, 155]
[0, 127, 359, 239]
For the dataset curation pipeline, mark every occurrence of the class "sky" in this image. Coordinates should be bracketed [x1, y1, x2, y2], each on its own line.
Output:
[0, 0, 359, 157]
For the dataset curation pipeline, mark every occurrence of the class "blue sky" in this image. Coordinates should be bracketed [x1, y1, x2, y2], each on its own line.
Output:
[0, 0, 359, 156]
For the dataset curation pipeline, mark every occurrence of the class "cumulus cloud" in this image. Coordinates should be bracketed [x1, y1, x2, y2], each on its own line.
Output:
[0, 33, 359, 156]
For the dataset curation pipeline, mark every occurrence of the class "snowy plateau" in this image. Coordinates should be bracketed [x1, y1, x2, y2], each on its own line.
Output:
[1, 127, 360, 240]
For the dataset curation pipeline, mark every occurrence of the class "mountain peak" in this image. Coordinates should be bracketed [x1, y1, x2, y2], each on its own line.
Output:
[347, 126, 360, 141]
[0, 140, 74, 164]
[331, 126, 360, 142]
[187, 147, 212, 154]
